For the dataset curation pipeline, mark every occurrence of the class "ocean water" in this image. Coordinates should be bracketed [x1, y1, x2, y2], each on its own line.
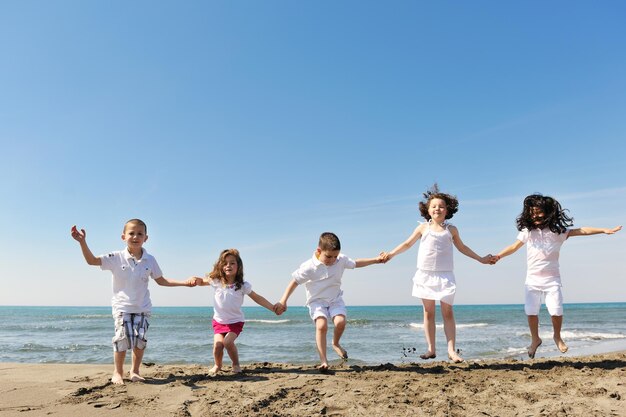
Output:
[1, 303, 625, 365]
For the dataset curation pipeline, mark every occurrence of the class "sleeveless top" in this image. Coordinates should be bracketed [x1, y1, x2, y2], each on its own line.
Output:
[417, 221, 454, 272]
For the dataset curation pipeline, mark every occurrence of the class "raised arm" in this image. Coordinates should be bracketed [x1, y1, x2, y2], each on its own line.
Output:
[382, 224, 425, 262]
[568, 225, 622, 237]
[70, 225, 101, 266]
[450, 226, 492, 264]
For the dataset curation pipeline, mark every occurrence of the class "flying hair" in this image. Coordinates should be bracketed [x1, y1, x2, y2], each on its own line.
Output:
[418, 183, 459, 220]
[516, 194, 573, 234]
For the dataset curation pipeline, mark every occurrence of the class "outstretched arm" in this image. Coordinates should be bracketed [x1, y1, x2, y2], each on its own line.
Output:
[450, 226, 493, 264]
[154, 276, 197, 287]
[496, 240, 524, 259]
[381, 224, 425, 262]
[70, 225, 101, 266]
[568, 225, 622, 237]
[248, 291, 276, 312]
[355, 254, 385, 268]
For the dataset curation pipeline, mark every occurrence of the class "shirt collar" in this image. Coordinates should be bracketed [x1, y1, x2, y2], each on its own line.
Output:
[124, 247, 146, 261]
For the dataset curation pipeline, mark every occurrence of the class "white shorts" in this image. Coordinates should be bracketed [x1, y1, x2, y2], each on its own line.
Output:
[112, 312, 150, 352]
[307, 297, 347, 321]
[525, 285, 563, 316]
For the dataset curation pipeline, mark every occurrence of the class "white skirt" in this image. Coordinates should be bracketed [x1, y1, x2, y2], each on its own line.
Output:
[412, 269, 456, 305]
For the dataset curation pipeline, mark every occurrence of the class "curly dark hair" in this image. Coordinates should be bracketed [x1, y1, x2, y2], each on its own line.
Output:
[208, 249, 245, 290]
[516, 194, 573, 234]
[418, 183, 459, 220]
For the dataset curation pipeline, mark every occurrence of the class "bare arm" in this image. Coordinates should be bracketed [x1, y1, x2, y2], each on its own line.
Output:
[355, 254, 385, 268]
[154, 276, 196, 287]
[248, 291, 276, 312]
[450, 226, 492, 264]
[496, 240, 524, 259]
[382, 224, 425, 262]
[568, 225, 622, 237]
[70, 225, 102, 266]
[279, 279, 299, 306]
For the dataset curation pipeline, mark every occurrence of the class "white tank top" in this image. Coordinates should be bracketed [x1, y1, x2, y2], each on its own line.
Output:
[417, 222, 454, 271]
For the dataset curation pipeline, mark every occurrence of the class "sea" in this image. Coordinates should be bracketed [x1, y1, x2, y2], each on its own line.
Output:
[1, 303, 625, 366]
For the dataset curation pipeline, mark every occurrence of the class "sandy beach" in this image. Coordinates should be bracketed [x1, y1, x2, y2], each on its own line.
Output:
[1, 352, 624, 417]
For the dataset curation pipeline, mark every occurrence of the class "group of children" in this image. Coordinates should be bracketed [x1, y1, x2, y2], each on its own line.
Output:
[71, 185, 621, 384]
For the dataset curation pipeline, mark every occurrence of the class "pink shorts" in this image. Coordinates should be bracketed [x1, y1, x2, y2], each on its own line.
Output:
[212, 319, 244, 336]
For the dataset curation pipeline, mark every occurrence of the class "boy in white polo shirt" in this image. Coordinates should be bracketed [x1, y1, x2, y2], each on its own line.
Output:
[71, 219, 196, 385]
[277, 232, 383, 371]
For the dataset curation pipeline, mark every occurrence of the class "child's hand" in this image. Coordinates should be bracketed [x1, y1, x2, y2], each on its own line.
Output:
[184, 277, 198, 287]
[273, 302, 286, 315]
[606, 226, 622, 234]
[70, 225, 86, 242]
[486, 254, 499, 265]
[379, 252, 391, 263]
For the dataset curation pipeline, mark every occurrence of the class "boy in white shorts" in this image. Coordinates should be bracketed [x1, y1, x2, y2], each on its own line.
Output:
[495, 194, 621, 359]
[277, 232, 383, 371]
[71, 219, 196, 384]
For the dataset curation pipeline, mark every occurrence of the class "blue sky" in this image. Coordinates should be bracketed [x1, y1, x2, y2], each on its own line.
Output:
[1, 1, 624, 307]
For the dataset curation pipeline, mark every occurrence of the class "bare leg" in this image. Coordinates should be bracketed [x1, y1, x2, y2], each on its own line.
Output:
[223, 332, 241, 373]
[420, 299, 437, 359]
[112, 351, 126, 385]
[211, 333, 225, 374]
[441, 302, 462, 362]
[130, 347, 145, 382]
[527, 315, 542, 359]
[551, 315, 568, 353]
[331, 314, 348, 360]
[315, 317, 329, 369]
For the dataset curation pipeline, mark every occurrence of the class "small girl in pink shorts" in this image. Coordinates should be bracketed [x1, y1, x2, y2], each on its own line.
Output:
[193, 249, 280, 374]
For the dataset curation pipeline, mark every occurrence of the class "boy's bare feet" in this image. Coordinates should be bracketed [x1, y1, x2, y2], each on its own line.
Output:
[447, 352, 464, 363]
[208, 365, 221, 376]
[111, 372, 124, 385]
[527, 339, 542, 359]
[554, 337, 568, 353]
[332, 344, 348, 360]
[232, 364, 242, 374]
[419, 351, 436, 360]
[130, 372, 145, 382]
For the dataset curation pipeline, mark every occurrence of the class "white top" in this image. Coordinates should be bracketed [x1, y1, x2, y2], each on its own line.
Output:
[100, 248, 163, 315]
[292, 253, 356, 305]
[517, 228, 570, 286]
[417, 222, 454, 272]
[211, 279, 253, 324]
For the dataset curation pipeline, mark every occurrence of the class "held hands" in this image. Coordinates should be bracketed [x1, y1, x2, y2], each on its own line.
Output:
[379, 252, 392, 263]
[185, 277, 205, 287]
[273, 302, 286, 315]
[481, 254, 499, 265]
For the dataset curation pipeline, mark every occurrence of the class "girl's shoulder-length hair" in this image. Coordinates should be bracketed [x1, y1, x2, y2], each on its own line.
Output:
[208, 248, 245, 290]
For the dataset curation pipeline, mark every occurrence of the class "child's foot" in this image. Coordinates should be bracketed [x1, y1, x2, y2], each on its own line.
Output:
[527, 339, 542, 359]
[130, 372, 145, 382]
[111, 372, 124, 385]
[447, 352, 464, 363]
[419, 351, 436, 360]
[317, 363, 330, 373]
[208, 365, 221, 376]
[232, 364, 242, 374]
[332, 344, 348, 360]
[554, 337, 568, 353]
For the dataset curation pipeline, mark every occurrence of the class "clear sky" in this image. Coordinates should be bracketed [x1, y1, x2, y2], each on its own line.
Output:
[1, 1, 624, 307]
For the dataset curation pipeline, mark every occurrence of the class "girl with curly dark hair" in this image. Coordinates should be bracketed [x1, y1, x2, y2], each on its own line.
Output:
[496, 194, 621, 359]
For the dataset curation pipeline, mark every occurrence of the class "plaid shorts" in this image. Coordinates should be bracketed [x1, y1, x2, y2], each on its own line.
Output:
[112, 312, 150, 352]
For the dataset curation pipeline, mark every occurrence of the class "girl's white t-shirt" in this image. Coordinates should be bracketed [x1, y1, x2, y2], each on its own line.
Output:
[517, 228, 570, 286]
[210, 279, 252, 324]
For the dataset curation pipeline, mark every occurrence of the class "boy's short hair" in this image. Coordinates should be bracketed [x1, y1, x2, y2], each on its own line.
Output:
[318, 232, 341, 251]
[124, 218, 147, 233]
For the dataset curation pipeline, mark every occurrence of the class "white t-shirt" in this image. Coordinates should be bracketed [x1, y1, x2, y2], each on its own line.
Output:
[517, 228, 570, 286]
[292, 253, 356, 305]
[211, 279, 253, 324]
[100, 248, 163, 315]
